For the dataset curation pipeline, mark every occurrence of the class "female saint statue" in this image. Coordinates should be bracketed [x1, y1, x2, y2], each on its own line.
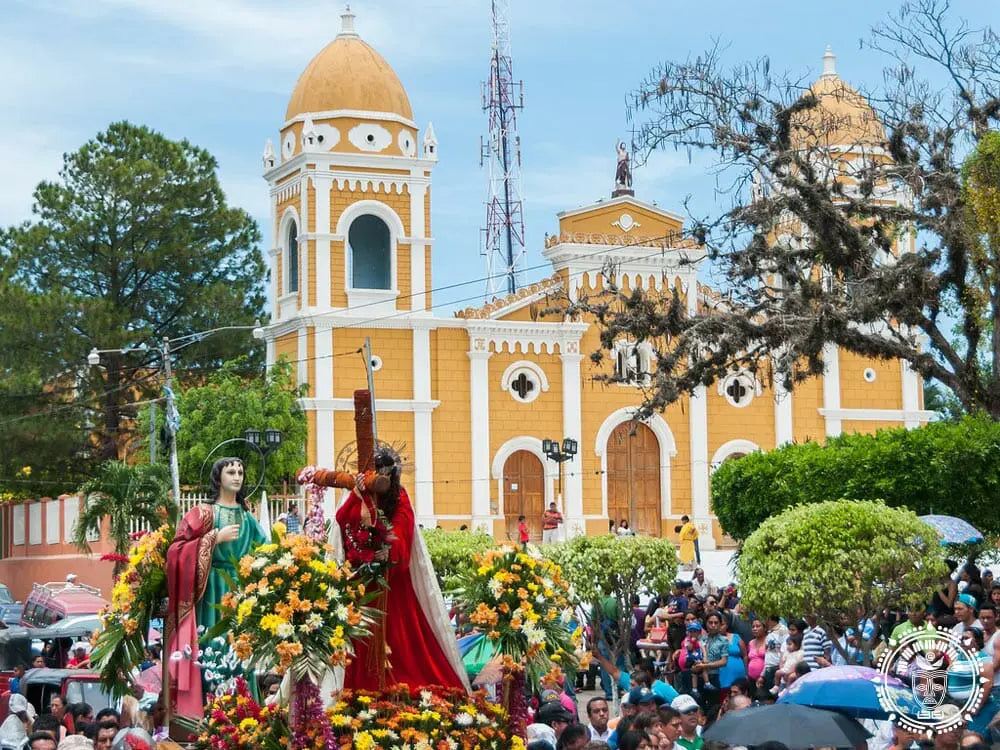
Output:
[165, 457, 267, 716]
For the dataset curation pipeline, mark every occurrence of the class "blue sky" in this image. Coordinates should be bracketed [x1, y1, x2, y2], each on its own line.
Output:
[2, 0, 993, 313]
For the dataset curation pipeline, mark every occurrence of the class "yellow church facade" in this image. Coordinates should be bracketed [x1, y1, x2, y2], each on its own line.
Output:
[259, 12, 932, 547]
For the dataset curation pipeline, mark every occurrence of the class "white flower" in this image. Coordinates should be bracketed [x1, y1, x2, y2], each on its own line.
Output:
[527, 629, 546, 645]
[257, 584, 270, 597]
[487, 579, 504, 599]
[251, 556, 268, 570]
[278, 553, 294, 568]
[455, 713, 474, 727]
[536, 594, 545, 604]
[560, 608, 573, 624]
[358, 709, 375, 721]
[541, 578, 554, 590]
[335, 604, 349, 620]
[276, 623, 295, 638]
[306, 613, 323, 630]
[419, 690, 433, 707]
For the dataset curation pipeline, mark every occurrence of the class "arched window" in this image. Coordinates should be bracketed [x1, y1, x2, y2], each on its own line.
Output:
[286, 221, 299, 294]
[349, 215, 391, 290]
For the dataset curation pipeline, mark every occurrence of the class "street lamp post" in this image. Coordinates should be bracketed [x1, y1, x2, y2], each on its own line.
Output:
[541, 437, 578, 508]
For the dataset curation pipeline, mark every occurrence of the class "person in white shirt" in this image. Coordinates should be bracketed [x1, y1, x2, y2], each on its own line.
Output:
[585, 697, 611, 741]
[951, 593, 982, 636]
[979, 603, 1000, 669]
[690, 568, 713, 600]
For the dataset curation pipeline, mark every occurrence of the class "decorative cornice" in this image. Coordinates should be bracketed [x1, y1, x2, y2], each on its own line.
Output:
[818, 408, 936, 422]
[465, 320, 588, 355]
[456, 275, 563, 319]
[300, 398, 440, 413]
[283, 109, 418, 130]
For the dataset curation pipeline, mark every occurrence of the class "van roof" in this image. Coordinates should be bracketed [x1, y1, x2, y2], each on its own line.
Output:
[28, 583, 108, 613]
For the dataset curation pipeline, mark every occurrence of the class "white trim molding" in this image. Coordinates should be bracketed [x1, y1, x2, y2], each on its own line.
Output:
[594, 407, 677, 525]
[466, 320, 588, 355]
[469, 347, 493, 533]
[299, 398, 440, 413]
[822, 343, 842, 437]
[336, 199, 406, 312]
[710, 439, 762, 471]
[283, 109, 418, 130]
[818, 408, 936, 424]
[490, 436, 557, 520]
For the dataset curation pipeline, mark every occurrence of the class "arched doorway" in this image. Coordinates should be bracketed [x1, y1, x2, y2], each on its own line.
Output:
[503, 450, 544, 542]
[606, 422, 661, 536]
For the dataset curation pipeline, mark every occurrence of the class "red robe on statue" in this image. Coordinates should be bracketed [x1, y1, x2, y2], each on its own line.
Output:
[336, 487, 466, 691]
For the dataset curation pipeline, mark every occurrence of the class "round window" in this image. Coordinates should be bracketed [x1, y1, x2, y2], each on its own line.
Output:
[863, 368, 877, 383]
[369, 355, 383, 372]
[723, 373, 755, 408]
[507, 368, 540, 404]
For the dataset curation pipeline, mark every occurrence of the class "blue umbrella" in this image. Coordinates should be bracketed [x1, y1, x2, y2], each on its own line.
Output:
[778, 665, 924, 720]
[918, 515, 984, 546]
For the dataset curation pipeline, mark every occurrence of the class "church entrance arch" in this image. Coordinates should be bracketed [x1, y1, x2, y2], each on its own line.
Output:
[606, 422, 661, 537]
[503, 450, 545, 542]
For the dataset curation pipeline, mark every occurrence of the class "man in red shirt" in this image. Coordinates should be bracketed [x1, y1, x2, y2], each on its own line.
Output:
[542, 502, 563, 544]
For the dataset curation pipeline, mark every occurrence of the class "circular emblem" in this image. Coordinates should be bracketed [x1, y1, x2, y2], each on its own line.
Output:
[875, 625, 986, 737]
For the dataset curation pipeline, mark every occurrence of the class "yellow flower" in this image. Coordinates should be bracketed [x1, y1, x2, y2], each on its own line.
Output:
[236, 599, 254, 624]
[19, 466, 31, 477]
[353, 731, 375, 750]
[259, 614, 287, 635]
[238, 717, 258, 731]
[272, 521, 287, 538]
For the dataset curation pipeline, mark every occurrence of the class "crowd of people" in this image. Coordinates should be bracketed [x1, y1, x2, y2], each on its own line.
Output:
[0, 695, 162, 750]
[522, 560, 1000, 750]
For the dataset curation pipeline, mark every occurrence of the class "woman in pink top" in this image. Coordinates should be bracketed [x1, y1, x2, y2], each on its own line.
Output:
[747, 618, 767, 682]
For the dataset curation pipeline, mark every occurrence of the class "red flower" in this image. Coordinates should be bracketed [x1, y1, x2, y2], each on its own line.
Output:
[355, 529, 371, 544]
[100, 553, 130, 563]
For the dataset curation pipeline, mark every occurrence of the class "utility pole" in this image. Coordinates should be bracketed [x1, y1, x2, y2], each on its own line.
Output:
[149, 403, 157, 463]
[162, 337, 181, 502]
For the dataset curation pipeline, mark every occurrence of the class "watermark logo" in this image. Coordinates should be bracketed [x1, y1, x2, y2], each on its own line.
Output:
[875, 625, 986, 736]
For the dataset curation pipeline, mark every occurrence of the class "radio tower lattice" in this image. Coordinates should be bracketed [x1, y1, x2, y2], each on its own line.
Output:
[480, 0, 525, 298]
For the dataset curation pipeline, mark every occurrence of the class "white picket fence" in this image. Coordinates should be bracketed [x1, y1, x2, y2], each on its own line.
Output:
[128, 492, 305, 536]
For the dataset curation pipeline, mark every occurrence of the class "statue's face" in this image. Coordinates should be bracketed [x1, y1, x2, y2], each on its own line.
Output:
[220, 462, 244, 493]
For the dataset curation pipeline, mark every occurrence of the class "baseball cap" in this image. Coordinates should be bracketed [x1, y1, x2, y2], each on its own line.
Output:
[535, 701, 575, 726]
[686, 621, 702, 632]
[638, 691, 666, 706]
[671, 694, 700, 713]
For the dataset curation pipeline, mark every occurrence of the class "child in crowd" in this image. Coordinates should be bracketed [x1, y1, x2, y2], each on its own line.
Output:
[678, 621, 705, 693]
[771, 633, 804, 694]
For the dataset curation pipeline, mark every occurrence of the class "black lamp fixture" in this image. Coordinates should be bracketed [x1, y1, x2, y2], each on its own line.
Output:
[244, 427, 283, 456]
[541, 436, 578, 501]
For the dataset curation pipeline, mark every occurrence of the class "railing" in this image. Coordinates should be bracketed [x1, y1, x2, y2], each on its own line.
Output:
[128, 492, 305, 536]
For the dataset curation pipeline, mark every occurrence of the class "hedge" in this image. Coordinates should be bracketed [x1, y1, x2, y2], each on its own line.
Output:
[711, 414, 1000, 541]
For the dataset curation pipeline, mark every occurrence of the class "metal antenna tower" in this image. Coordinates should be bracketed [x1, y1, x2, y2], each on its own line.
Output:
[480, 0, 525, 298]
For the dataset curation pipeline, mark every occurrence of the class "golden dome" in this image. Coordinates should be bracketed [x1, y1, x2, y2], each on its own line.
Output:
[285, 10, 413, 123]
[791, 48, 885, 148]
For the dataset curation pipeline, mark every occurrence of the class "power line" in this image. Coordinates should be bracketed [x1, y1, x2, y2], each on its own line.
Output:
[0, 229, 694, 425]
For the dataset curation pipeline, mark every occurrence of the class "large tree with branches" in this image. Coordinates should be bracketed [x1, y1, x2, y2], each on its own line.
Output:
[0, 122, 266, 493]
[569, 2, 1000, 418]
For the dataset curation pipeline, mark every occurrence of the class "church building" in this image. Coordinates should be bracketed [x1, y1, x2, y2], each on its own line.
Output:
[258, 11, 932, 548]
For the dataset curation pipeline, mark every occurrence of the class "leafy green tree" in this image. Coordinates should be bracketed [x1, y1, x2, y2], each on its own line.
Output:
[739, 500, 947, 666]
[545, 535, 678, 672]
[711, 415, 1000, 541]
[421, 528, 496, 591]
[73, 461, 177, 576]
[0, 121, 266, 483]
[567, 2, 1000, 418]
[142, 358, 307, 494]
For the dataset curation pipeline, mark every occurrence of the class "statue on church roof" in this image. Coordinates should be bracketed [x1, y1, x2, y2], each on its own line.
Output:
[614, 139, 634, 196]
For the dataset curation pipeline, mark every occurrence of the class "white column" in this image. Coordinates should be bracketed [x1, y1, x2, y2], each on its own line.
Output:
[774, 377, 794, 446]
[902, 360, 921, 428]
[313, 177, 332, 309]
[560, 348, 584, 537]
[413, 326, 435, 526]
[296, 328, 308, 388]
[689, 385, 715, 550]
[822, 343, 842, 437]
[299, 176, 310, 307]
[469, 340, 493, 532]
[314, 326, 334, 465]
[409, 182, 428, 312]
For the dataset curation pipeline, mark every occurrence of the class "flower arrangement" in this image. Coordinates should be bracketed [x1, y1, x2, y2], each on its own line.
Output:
[217, 524, 373, 684]
[191, 678, 289, 750]
[327, 685, 524, 749]
[341, 494, 393, 583]
[452, 544, 581, 692]
[199, 635, 246, 696]
[302, 481, 329, 544]
[91, 524, 174, 697]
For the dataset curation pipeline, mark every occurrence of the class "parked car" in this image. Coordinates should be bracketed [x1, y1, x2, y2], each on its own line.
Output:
[0, 619, 105, 723]
[18, 668, 112, 719]
[20, 581, 107, 628]
[0, 584, 23, 627]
